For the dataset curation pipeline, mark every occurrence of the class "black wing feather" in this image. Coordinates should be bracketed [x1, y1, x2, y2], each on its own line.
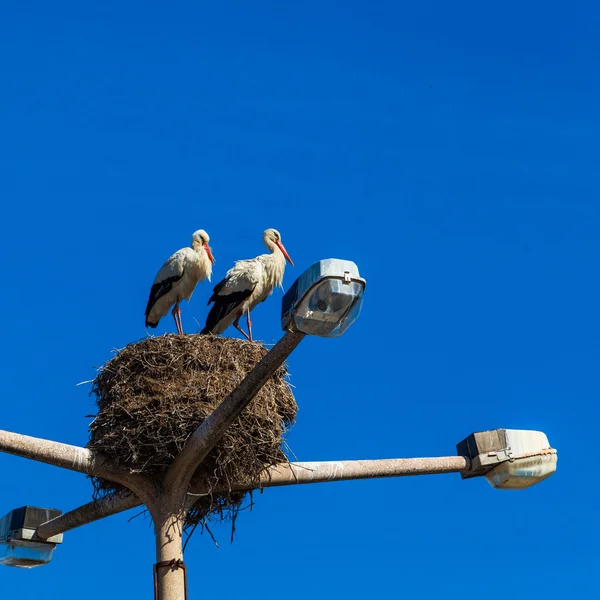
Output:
[201, 278, 253, 334]
[144, 272, 185, 327]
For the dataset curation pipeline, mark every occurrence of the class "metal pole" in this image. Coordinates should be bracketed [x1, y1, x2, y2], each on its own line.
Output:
[36, 456, 470, 539]
[163, 330, 305, 500]
[152, 331, 301, 599]
[152, 510, 187, 600]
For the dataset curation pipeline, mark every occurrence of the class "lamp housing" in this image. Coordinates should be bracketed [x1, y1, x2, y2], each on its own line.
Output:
[281, 259, 366, 337]
[457, 429, 557, 490]
[0, 506, 62, 568]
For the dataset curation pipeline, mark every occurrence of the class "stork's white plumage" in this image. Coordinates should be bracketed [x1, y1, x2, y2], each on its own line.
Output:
[201, 228, 294, 341]
[145, 229, 215, 335]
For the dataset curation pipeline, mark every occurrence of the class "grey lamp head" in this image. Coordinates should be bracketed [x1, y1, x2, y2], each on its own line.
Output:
[0, 506, 62, 568]
[457, 429, 557, 489]
[281, 259, 366, 338]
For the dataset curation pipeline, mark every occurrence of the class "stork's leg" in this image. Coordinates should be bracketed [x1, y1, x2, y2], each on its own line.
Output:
[246, 309, 253, 342]
[171, 303, 183, 335]
[233, 314, 251, 341]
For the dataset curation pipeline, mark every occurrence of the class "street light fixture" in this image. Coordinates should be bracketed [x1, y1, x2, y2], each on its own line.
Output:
[281, 259, 366, 337]
[0, 262, 559, 599]
[457, 429, 557, 489]
[0, 506, 62, 568]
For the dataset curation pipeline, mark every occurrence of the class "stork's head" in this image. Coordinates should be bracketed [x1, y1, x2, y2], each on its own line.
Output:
[192, 229, 215, 265]
[263, 228, 294, 266]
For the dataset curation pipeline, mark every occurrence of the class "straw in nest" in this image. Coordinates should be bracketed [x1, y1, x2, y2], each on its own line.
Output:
[87, 334, 297, 538]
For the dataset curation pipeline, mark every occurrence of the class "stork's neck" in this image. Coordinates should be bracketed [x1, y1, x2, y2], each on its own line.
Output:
[261, 245, 287, 290]
[191, 241, 213, 280]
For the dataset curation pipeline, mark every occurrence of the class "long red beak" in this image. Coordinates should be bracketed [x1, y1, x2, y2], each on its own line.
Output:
[203, 243, 215, 265]
[276, 240, 294, 266]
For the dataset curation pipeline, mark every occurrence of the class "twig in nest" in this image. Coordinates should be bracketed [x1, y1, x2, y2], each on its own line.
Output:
[202, 521, 219, 549]
[86, 334, 297, 544]
[127, 508, 149, 523]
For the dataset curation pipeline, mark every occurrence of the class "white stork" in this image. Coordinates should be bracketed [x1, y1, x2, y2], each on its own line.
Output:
[201, 228, 294, 341]
[145, 229, 215, 335]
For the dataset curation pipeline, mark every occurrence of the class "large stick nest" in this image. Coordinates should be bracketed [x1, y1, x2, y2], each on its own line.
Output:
[87, 334, 297, 537]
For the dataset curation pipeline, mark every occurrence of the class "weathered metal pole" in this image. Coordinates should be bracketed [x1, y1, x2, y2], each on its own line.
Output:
[0, 429, 151, 493]
[36, 456, 471, 539]
[152, 331, 304, 600]
[152, 509, 187, 600]
[0, 430, 93, 473]
[0, 333, 469, 600]
[36, 492, 142, 539]
[252, 456, 471, 487]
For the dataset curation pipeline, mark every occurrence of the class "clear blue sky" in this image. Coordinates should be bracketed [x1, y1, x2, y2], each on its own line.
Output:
[0, 1, 598, 598]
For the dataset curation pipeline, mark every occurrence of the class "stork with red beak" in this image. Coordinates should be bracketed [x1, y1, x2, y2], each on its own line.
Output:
[201, 228, 293, 341]
[145, 229, 215, 335]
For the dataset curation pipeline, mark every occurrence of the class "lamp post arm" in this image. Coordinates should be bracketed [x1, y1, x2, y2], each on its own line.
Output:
[186, 456, 471, 495]
[0, 429, 92, 473]
[36, 455, 471, 540]
[163, 330, 305, 499]
[249, 456, 470, 488]
[0, 429, 110, 478]
[0, 429, 151, 494]
[36, 492, 142, 540]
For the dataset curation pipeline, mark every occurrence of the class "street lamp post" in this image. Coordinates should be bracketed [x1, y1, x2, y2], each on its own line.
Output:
[0, 426, 557, 598]
[145, 329, 306, 600]
[0, 259, 558, 600]
[33, 456, 470, 541]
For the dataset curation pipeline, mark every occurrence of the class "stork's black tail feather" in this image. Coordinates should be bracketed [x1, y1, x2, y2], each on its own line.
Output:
[202, 289, 253, 335]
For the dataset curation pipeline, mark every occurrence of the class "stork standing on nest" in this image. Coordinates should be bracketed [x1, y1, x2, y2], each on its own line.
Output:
[145, 229, 215, 335]
[201, 228, 294, 341]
